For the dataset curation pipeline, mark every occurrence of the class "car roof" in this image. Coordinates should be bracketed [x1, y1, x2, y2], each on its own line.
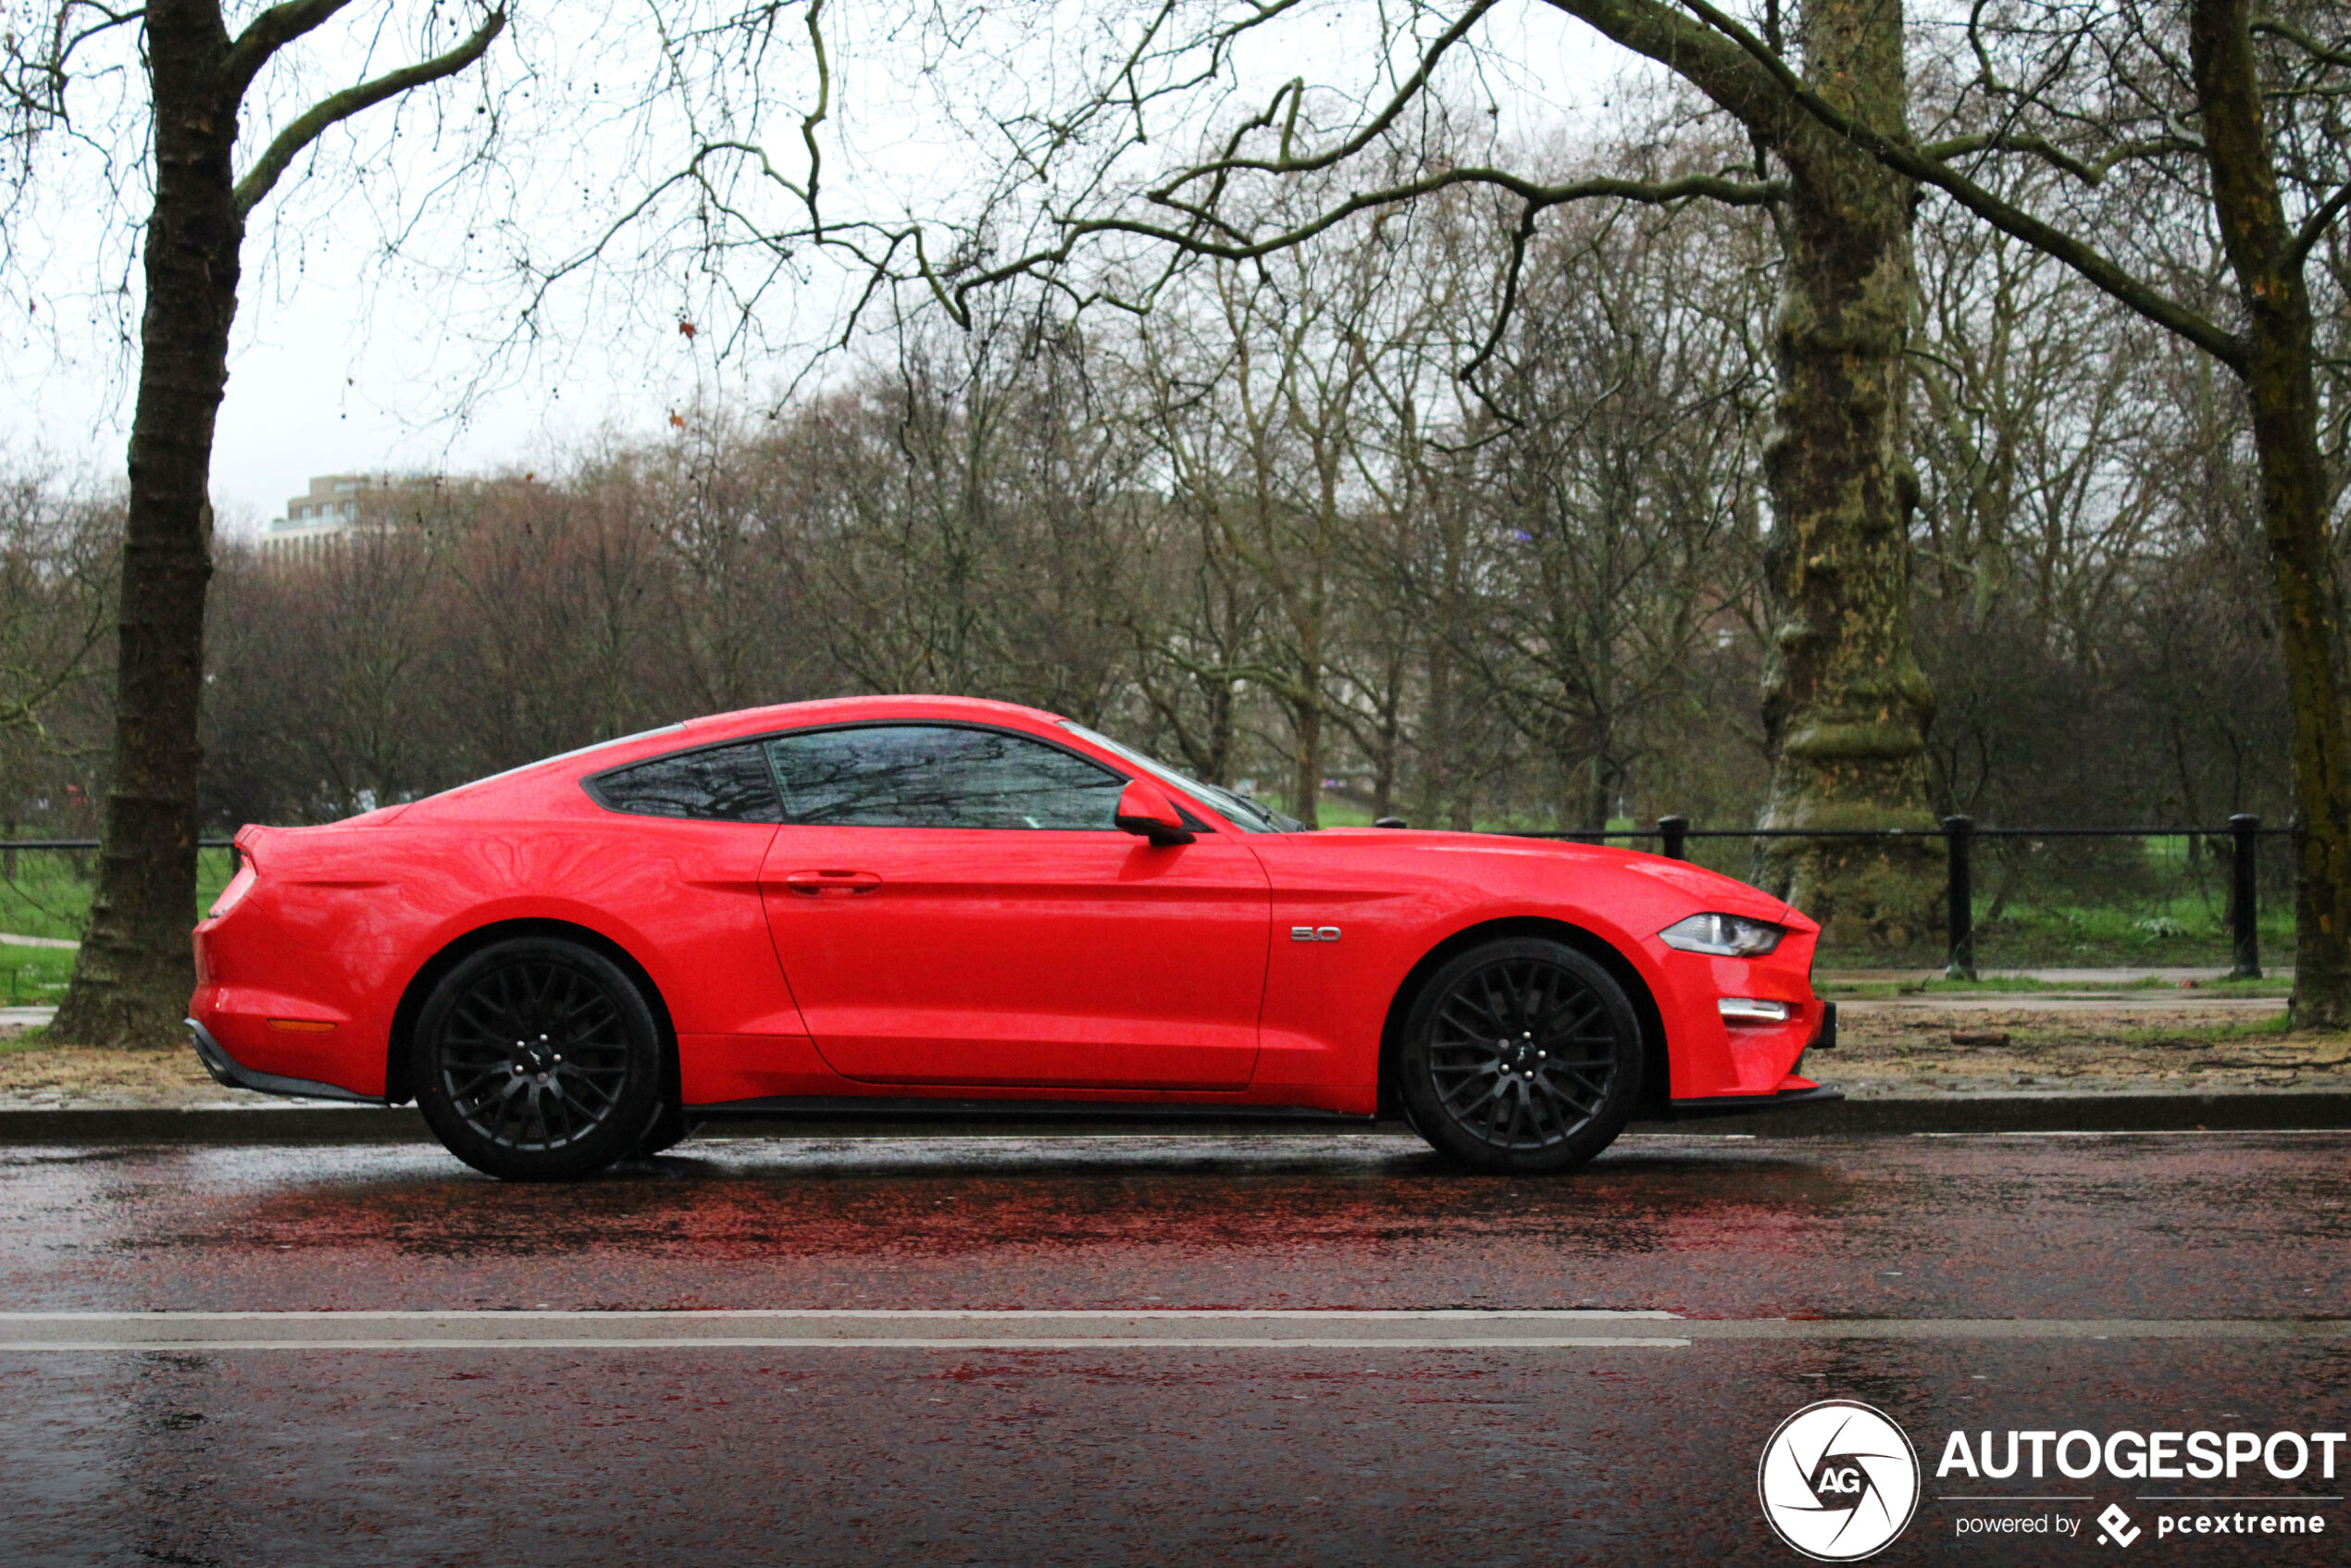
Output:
[393, 695, 1088, 821]
[678, 694, 1069, 742]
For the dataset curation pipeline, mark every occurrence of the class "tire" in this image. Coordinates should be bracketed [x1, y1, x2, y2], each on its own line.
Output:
[413, 938, 664, 1180]
[1397, 936, 1644, 1175]
[631, 1100, 696, 1158]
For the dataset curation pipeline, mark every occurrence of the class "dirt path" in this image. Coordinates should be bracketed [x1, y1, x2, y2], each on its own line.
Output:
[1829, 1000, 2343, 1097]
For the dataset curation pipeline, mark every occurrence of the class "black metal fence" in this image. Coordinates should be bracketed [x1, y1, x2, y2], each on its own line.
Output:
[0, 821, 2300, 985]
[1518, 815, 2295, 980]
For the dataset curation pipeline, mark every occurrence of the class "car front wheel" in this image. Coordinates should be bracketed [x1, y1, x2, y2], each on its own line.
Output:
[414, 938, 664, 1180]
[1398, 937, 1643, 1175]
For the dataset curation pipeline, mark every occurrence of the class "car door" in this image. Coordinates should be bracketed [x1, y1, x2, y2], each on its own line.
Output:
[579, 738, 811, 1054]
[757, 722, 1270, 1090]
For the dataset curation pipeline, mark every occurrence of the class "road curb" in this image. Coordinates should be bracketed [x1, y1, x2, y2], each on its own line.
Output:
[1638, 1091, 2351, 1137]
[2, 1091, 2348, 1146]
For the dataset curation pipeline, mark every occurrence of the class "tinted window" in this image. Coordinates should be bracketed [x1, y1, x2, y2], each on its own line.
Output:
[591, 741, 783, 823]
[767, 726, 1125, 829]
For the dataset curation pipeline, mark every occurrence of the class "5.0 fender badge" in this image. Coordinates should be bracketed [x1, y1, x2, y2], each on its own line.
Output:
[1290, 927, 1342, 942]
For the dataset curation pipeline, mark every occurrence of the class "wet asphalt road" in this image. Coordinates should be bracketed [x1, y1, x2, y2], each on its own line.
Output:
[2, 1129, 2346, 1566]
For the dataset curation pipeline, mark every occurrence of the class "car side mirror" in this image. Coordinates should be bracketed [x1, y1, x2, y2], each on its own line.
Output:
[1113, 779, 1196, 846]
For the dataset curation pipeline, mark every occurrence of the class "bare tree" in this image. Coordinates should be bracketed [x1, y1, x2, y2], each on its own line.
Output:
[790, 0, 1952, 934]
[6, 0, 506, 1042]
[1126, 222, 1402, 827]
[0, 463, 116, 744]
[0, 465, 118, 871]
[1464, 198, 1771, 836]
[1113, 459, 1267, 788]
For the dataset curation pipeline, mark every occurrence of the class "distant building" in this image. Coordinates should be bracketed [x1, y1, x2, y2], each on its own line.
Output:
[255, 474, 429, 564]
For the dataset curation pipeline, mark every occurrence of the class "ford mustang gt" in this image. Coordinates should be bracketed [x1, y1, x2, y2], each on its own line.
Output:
[188, 695, 1837, 1178]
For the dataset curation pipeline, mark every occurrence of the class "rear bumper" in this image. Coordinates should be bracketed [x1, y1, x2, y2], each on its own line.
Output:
[186, 1018, 384, 1105]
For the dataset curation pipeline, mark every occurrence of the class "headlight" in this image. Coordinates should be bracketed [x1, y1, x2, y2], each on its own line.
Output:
[1659, 912, 1784, 956]
[208, 865, 256, 918]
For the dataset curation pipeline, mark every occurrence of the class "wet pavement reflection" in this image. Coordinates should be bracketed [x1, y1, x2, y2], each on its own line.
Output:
[2, 1131, 2347, 1564]
[3, 1131, 2345, 1317]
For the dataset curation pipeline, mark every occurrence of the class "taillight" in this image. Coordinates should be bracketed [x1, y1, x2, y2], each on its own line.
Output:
[209, 865, 257, 918]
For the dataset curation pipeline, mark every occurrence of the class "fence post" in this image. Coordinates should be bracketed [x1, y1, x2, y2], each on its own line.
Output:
[1944, 815, 1976, 981]
[2228, 813, 2261, 980]
[1657, 815, 1688, 862]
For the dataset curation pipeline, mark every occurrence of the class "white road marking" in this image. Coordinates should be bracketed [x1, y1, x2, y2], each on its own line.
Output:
[1912, 1128, 2350, 1139]
[0, 1308, 1683, 1351]
[0, 1310, 2337, 1351]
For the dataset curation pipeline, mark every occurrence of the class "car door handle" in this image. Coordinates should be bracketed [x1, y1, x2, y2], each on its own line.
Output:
[783, 869, 882, 896]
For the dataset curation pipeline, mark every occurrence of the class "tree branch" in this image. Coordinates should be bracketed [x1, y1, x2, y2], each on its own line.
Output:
[2291, 180, 2351, 266]
[1669, 0, 2249, 371]
[798, 0, 829, 240]
[1153, 0, 1503, 193]
[1919, 131, 2199, 186]
[2250, 17, 2351, 69]
[232, 8, 506, 218]
[943, 167, 1782, 327]
[221, 0, 354, 104]
[4, 2, 144, 127]
[1536, 0, 1803, 143]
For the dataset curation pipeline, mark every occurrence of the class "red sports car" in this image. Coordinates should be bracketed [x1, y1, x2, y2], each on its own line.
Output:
[188, 696, 1836, 1178]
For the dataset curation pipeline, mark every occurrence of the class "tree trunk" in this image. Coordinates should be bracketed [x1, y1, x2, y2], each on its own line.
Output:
[2191, 0, 2351, 1028]
[1288, 681, 1324, 828]
[1200, 675, 1235, 786]
[1752, 0, 1939, 945]
[1419, 492, 1473, 830]
[48, 0, 236, 1046]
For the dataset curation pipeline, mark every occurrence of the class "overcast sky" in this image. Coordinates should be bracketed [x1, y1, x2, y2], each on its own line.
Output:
[3, 0, 1627, 533]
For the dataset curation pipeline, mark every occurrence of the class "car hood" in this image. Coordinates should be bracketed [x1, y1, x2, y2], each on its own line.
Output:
[1305, 828, 1803, 927]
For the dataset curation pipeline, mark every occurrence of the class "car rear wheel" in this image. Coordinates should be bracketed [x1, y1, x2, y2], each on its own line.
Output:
[1398, 937, 1643, 1175]
[414, 938, 663, 1180]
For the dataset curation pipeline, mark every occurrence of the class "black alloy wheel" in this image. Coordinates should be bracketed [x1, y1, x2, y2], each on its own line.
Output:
[413, 938, 663, 1180]
[1397, 936, 1643, 1174]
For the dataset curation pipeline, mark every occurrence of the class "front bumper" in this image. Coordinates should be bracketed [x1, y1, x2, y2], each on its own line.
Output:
[1663, 1001, 1840, 1116]
[1665, 1083, 1845, 1118]
[186, 1017, 384, 1105]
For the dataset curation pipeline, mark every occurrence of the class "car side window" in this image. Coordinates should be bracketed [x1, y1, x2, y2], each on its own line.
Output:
[590, 741, 783, 823]
[766, 725, 1126, 829]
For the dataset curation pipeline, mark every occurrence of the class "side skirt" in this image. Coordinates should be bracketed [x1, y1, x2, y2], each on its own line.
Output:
[690, 1096, 1377, 1129]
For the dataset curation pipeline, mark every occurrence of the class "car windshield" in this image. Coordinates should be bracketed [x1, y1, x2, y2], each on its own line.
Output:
[1059, 722, 1303, 833]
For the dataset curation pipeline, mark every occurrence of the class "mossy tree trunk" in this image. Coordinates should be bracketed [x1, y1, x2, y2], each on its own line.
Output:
[40, 1, 506, 1047]
[2190, 0, 2351, 1028]
[1749, 0, 1940, 944]
[1701, 0, 2351, 1015]
[1549, 0, 1942, 941]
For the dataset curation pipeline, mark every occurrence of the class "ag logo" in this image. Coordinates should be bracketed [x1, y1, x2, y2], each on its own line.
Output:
[1757, 1400, 1922, 1561]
